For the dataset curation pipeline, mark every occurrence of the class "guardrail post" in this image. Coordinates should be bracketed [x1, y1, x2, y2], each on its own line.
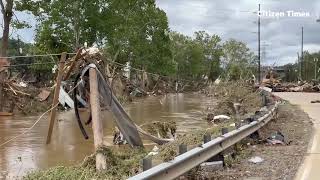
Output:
[179, 144, 187, 155]
[208, 128, 229, 163]
[142, 158, 152, 171]
[221, 127, 229, 135]
[203, 134, 211, 143]
[261, 92, 267, 106]
[235, 122, 241, 129]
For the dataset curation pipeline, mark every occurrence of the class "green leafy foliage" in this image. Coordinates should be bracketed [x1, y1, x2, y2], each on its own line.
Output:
[20, 0, 174, 76]
[222, 39, 257, 80]
[170, 31, 223, 81]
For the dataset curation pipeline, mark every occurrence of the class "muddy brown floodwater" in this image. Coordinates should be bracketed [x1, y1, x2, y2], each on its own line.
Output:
[0, 93, 215, 178]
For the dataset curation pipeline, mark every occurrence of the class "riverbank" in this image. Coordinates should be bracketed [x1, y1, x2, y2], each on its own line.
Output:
[0, 93, 213, 179]
[20, 83, 265, 179]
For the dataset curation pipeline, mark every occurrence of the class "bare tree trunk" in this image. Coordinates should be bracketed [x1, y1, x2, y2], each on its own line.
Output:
[1, 0, 13, 57]
[0, 0, 13, 111]
[73, 1, 80, 50]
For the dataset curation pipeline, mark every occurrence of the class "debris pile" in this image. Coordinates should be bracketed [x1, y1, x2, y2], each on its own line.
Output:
[265, 81, 320, 92]
[1, 80, 52, 114]
[139, 121, 177, 139]
[210, 82, 263, 119]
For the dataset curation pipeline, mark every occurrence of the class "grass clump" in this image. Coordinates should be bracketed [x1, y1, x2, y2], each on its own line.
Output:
[24, 147, 147, 180]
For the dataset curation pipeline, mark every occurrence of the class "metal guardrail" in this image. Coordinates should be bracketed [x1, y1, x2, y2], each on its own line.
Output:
[128, 102, 279, 180]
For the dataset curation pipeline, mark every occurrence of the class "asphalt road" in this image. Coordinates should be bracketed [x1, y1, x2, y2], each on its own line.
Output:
[274, 92, 320, 180]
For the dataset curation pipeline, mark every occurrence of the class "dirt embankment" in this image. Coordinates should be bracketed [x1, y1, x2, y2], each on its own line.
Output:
[204, 103, 312, 180]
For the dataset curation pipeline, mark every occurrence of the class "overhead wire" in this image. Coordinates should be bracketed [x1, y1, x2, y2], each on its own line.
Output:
[0, 52, 77, 60]
[4, 62, 56, 68]
[1, 52, 78, 68]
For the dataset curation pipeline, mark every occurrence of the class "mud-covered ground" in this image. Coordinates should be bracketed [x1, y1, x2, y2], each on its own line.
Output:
[204, 103, 312, 180]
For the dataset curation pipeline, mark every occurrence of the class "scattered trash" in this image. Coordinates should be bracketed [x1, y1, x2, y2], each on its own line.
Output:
[266, 131, 286, 145]
[147, 146, 159, 157]
[259, 86, 272, 92]
[37, 89, 51, 102]
[18, 81, 27, 88]
[208, 114, 231, 124]
[229, 123, 236, 127]
[113, 127, 128, 145]
[259, 106, 268, 112]
[59, 86, 74, 108]
[213, 115, 231, 120]
[311, 100, 320, 103]
[248, 156, 264, 164]
[52, 64, 58, 73]
[214, 76, 221, 85]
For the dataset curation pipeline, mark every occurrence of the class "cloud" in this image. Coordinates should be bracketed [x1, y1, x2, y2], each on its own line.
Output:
[0, 0, 319, 65]
[156, 0, 320, 65]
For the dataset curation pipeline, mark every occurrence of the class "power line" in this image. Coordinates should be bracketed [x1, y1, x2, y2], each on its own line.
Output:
[4, 62, 56, 68]
[1, 53, 77, 60]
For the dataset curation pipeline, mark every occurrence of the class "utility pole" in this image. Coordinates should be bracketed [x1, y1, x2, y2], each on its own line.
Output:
[297, 52, 301, 80]
[17, 35, 22, 55]
[314, 58, 318, 80]
[258, 4, 261, 83]
[301, 27, 304, 80]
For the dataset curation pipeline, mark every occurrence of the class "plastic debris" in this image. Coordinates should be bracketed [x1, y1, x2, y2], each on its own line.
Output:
[147, 146, 159, 157]
[214, 76, 221, 85]
[113, 127, 128, 145]
[311, 100, 320, 103]
[248, 156, 264, 164]
[266, 131, 286, 145]
[259, 86, 272, 92]
[259, 106, 268, 112]
[18, 81, 27, 88]
[229, 123, 236, 127]
[213, 115, 231, 120]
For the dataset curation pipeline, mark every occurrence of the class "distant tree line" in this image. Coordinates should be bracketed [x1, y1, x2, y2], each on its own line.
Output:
[2, 0, 257, 83]
[280, 51, 320, 82]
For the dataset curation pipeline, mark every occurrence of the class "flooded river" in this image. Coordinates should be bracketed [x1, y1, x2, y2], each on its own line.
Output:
[0, 93, 216, 178]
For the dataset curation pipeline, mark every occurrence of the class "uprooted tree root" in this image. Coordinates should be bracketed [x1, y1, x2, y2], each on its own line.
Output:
[24, 147, 147, 180]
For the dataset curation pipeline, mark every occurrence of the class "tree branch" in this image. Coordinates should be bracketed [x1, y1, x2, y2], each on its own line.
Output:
[0, 0, 5, 13]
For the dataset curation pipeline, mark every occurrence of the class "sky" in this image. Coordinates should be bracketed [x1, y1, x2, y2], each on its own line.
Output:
[156, 0, 320, 65]
[3, 0, 320, 65]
